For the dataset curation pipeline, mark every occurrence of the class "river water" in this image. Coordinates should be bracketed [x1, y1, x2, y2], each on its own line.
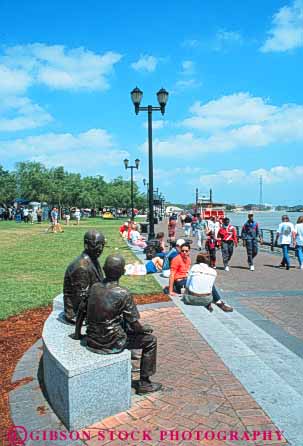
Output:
[224, 211, 302, 231]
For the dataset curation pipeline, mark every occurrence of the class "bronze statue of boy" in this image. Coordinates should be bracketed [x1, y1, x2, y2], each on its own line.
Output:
[75, 254, 162, 395]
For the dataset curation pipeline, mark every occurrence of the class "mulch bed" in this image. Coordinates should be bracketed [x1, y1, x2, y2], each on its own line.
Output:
[0, 293, 169, 436]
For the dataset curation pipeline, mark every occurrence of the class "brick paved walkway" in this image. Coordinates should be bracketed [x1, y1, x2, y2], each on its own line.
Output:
[83, 307, 287, 446]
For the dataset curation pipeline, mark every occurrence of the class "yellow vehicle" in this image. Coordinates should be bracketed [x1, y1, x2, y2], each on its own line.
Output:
[102, 211, 114, 219]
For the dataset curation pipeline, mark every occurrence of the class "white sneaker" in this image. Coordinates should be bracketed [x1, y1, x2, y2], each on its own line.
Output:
[300, 265, 303, 270]
[225, 266, 230, 271]
[250, 265, 255, 271]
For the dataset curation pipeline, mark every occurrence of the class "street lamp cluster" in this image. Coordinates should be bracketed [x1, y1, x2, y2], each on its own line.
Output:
[142, 180, 166, 224]
[123, 158, 140, 220]
[130, 87, 169, 239]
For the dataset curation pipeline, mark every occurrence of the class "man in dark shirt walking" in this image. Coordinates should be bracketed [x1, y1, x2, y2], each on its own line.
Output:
[241, 213, 262, 271]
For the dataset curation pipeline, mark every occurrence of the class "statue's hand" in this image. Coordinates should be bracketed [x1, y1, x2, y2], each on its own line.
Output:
[142, 323, 153, 334]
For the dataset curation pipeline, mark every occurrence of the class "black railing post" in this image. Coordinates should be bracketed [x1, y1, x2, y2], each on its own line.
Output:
[270, 230, 274, 251]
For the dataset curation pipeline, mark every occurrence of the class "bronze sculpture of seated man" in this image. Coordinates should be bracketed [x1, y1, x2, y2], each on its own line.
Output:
[63, 230, 105, 323]
[74, 254, 162, 395]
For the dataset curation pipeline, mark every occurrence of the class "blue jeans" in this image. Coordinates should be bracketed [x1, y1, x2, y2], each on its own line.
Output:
[281, 244, 290, 267]
[296, 245, 303, 266]
[245, 239, 258, 266]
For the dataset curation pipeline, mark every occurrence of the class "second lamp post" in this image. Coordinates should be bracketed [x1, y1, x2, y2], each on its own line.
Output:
[131, 86, 168, 239]
[124, 158, 140, 220]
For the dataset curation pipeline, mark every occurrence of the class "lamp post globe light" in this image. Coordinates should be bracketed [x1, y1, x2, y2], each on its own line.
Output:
[123, 158, 140, 220]
[131, 87, 169, 240]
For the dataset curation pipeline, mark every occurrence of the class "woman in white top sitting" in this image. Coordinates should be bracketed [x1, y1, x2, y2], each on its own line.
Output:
[130, 223, 147, 249]
[184, 253, 216, 309]
[184, 253, 233, 312]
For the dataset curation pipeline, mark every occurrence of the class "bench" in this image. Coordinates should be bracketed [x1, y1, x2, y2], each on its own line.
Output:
[42, 294, 131, 430]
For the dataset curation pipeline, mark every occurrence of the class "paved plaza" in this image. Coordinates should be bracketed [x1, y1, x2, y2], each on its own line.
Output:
[8, 218, 303, 446]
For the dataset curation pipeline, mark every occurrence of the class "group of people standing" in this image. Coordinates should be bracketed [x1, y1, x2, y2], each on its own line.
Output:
[169, 212, 303, 271]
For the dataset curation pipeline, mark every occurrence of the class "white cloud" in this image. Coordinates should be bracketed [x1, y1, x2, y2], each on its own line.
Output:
[214, 30, 243, 51]
[261, 0, 303, 52]
[216, 30, 243, 44]
[184, 93, 277, 130]
[197, 165, 303, 186]
[2, 44, 122, 91]
[143, 120, 166, 130]
[131, 55, 158, 72]
[139, 92, 303, 158]
[0, 128, 129, 173]
[0, 96, 52, 132]
[181, 60, 195, 75]
[181, 39, 201, 48]
[0, 64, 31, 96]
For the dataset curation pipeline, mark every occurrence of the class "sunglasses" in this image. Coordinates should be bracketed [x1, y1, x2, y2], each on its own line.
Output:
[181, 249, 189, 253]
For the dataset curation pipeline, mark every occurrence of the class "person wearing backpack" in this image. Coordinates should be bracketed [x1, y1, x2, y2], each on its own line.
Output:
[241, 213, 263, 271]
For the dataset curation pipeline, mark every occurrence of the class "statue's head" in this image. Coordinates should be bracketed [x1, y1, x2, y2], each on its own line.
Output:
[84, 230, 105, 259]
[103, 254, 125, 281]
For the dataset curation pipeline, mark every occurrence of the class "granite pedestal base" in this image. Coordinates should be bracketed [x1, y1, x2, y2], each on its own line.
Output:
[42, 295, 131, 430]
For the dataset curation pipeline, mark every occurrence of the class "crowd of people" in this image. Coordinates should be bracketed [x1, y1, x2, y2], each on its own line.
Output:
[119, 211, 303, 313]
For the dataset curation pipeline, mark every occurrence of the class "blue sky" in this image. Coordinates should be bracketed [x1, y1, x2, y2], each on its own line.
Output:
[0, 0, 302, 205]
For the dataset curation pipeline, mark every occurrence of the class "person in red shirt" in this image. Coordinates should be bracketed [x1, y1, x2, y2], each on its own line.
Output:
[169, 243, 191, 295]
[217, 217, 238, 271]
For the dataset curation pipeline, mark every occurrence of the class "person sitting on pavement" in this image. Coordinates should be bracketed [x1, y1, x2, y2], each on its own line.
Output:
[184, 253, 233, 312]
[241, 213, 263, 271]
[217, 217, 238, 271]
[130, 223, 147, 249]
[169, 242, 191, 295]
[161, 238, 185, 279]
[145, 256, 164, 274]
[119, 221, 129, 237]
[156, 232, 166, 253]
[75, 254, 162, 395]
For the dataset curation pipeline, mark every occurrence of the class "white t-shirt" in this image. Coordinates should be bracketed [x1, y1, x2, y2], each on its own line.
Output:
[207, 220, 215, 232]
[277, 222, 295, 245]
[186, 263, 217, 294]
[130, 230, 141, 243]
[295, 223, 303, 246]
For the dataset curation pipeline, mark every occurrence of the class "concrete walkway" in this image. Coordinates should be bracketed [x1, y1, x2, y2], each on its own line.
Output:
[8, 219, 303, 445]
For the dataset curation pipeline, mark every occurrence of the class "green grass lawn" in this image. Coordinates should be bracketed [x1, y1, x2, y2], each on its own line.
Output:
[0, 218, 162, 320]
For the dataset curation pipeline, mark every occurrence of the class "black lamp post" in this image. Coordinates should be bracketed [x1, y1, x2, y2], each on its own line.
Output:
[124, 158, 140, 220]
[159, 193, 165, 218]
[131, 86, 169, 239]
[143, 178, 149, 216]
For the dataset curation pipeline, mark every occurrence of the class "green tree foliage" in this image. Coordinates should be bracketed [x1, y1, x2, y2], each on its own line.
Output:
[0, 166, 17, 203]
[1, 162, 147, 210]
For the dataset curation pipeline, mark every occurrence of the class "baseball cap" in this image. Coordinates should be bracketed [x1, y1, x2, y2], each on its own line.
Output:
[176, 238, 186, 246]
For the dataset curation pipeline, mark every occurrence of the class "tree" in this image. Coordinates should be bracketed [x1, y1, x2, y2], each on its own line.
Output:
[15, 161, 49, 201]
[0, 165, 17, 204]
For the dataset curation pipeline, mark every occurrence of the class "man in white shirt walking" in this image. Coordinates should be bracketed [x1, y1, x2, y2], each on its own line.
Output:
[275, 215, 296, 270]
